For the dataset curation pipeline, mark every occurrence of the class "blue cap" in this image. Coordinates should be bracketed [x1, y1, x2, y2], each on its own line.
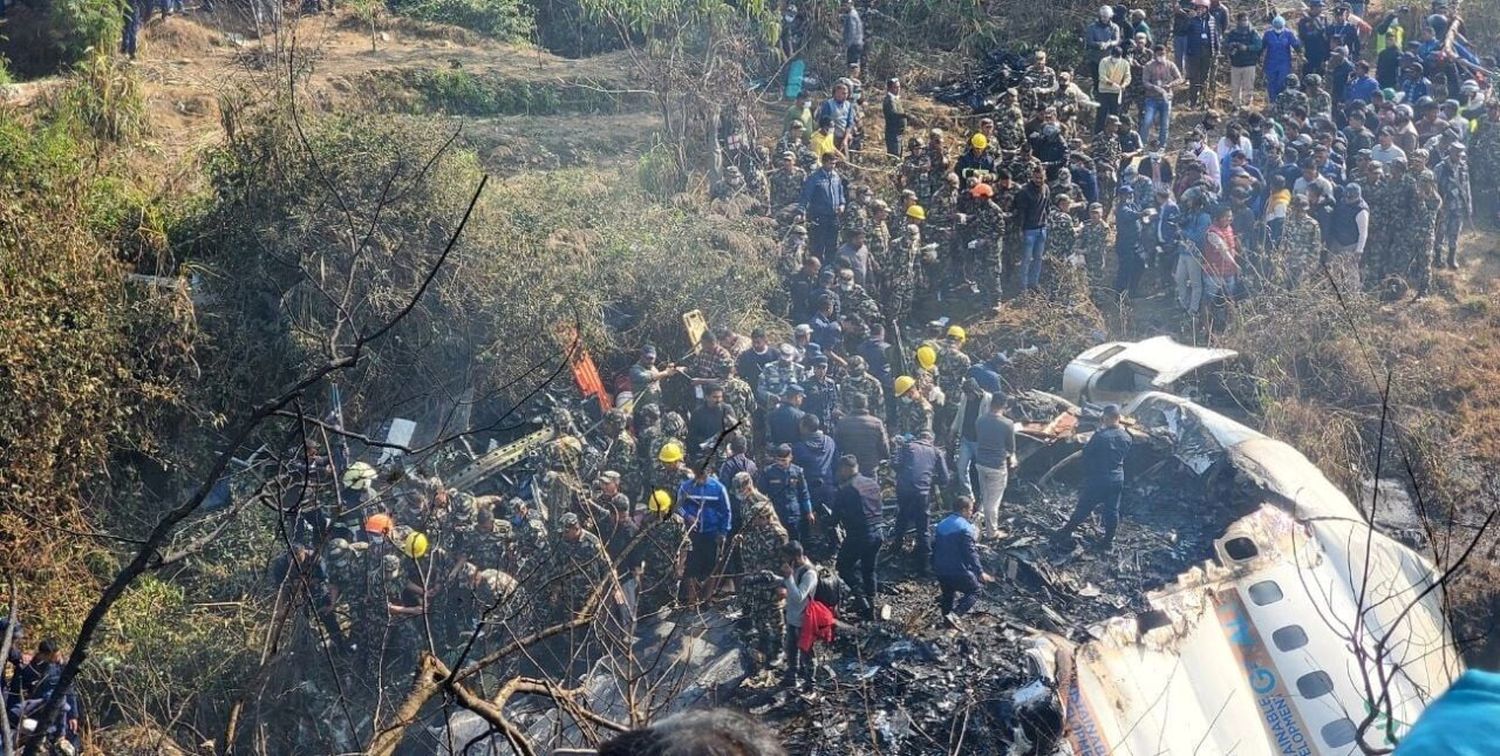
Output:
[968, 365, 1003, 394]
[785, 384, 806, 396]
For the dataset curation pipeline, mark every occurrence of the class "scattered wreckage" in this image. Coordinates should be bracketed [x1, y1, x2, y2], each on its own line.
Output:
[425, 339, 1460, 755]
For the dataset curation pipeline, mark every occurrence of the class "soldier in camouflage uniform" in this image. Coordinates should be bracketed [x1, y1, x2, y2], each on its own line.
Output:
[757, 346, 808, 406]
[1396, 170, 1442, 297]
[934, 329, 971, 433]
[744, 147, 771, 208]
[1274, 75, 1308, 120]
[802, 357, 841, 429]
[504, 497, 551, 576]
[898, 137, 932, 200]
[924, 130, 952, 197]
[839, 355, 885, 419]
[1045, 194, 1081, 271]
[638, 490, 689, 616]
[887, 220, 924, 325]
[1077, 203, 1111, 279]
[1275, 196, 1323, 287]
[841, 185, 871, 245]
[469, 507, 517, 573]
[1303, 75, 1332, 119]
[1470, 102, 1500, 226]
[966, 183, 1007, 308]
[895, 378, 935, 437]
[770, 151, 807, 211]
[834, 268, 882, 325]
[731, 478, 788, 672]
[633, 402, 663, 493]
[720, 365, 758, 445]
[926, 174, 962, 289]
[550, 512, 608, 623]
[1434, 144, 1471, 269]
[994, 91, 1026, 154]
[1359, 164, 1401, 290]
[780, 225, 809, 276]
[598, 410, 639, 504]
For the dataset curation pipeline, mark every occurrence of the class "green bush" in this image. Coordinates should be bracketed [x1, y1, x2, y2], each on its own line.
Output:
[388, 0, 533, 41]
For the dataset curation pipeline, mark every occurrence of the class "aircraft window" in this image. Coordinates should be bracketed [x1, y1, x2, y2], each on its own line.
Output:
[1248, 580, 1284, 606]
[1272, 625, 1309, 652]
[1224, 537, 1259, 561]
[1297, 671, 1334, 699]
[1321, 718, 1358, 748]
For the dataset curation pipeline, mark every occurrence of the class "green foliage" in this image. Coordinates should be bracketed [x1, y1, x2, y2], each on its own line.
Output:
[187, 105, 780, 426]
[407, 68, 623, 115]
[48, 0, 124, 68]
[388, 0, 534, 41]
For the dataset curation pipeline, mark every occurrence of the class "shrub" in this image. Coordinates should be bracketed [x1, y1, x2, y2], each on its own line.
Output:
[388, 0, 533, 41]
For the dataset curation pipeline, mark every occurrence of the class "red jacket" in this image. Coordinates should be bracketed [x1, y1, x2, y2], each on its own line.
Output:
[1202, 224, 1240, 278]
[798, 600, 836, 652]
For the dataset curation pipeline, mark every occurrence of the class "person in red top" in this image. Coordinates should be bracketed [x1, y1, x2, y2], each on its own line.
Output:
[1201, 205, 1240, 331]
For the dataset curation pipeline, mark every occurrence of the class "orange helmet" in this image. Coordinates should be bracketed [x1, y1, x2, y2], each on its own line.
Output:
[971, 183, 994, 199]
[363, 513, 395, 535]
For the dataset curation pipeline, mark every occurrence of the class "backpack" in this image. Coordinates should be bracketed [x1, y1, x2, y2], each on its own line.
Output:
[812, 565, 846, 611]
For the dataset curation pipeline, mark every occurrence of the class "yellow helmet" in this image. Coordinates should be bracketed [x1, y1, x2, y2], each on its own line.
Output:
[894, 375, 917, 396]
[401, 531, 430, 559]
[969, 133, 989, 150]
[916, 345, 937, 370]
[650, 489, 674, 514]
[657, 442, 685, 464]
[947, 325, 967, 342]
[906, 204, 927, 220]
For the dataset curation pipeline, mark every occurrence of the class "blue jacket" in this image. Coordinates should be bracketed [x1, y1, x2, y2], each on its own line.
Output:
[1346, 75, 1379, 104]
[758, 462, 813, 524]
[1261, 29, 1299, 70]
[931, 513, 982, 578]
[793, 431, 838, 494]
[815, 98, 856, 137]
[858, 338, 891, 383]
[799, 167, 846, 218]
[676, 475, 733, 536]
[1081, 426, 1132, 486]
[767, 403, 806, 447]
[1398, 670, 1500, 755]
[895, 439, 950, 497]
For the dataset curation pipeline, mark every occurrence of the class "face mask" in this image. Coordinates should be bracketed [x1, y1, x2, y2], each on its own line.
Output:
[901, 396, 913, 404]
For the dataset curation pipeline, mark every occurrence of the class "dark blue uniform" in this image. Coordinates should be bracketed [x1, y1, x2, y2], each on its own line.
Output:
[893, 438, 951, 565]
[758, 462, 813, 544]
[1062, 424, 1132, 545]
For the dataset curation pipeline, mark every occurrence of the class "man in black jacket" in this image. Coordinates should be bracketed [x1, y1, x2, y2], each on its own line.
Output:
[883, 78, 907, 157]
[832, 394, 890, 476]
[832, 455, 885, 620]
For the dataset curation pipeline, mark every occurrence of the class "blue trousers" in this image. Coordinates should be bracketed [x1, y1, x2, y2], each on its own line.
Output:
[1266, 65, 1291, 100]
[1141, 98, 1170, 148]
[1020, 227, 1047, 290]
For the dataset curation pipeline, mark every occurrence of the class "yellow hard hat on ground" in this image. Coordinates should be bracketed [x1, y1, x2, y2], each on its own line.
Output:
[906, 205, 926, 220]
[650, 489, 673, 514]
[947, 325, 967, 342]
[658, 442, 685, 464]
[401, 531, 430, 559]
[916, 345, 937, 370]
[970, 133, 989, 150]
[894, 375, 917, 396]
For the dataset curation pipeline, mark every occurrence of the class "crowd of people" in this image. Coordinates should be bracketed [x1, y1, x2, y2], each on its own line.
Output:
[2, 622, 81, 755]
[13, 0, 1500, 742]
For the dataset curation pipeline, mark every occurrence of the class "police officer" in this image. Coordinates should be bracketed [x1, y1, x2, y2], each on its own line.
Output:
[758, 443, 814, 545]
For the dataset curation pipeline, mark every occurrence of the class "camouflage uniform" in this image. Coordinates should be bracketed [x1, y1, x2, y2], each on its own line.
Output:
[896, 395, 935, 437]
[721, 375, 758, 439]
[1360, 177, 1403, 289]
[899, 151, 933, 199]
[803, 373, 841, 428]
[1471, 116, 1500, 222]
[1275, 212, 1323, 287]
[1274, 89, 1308, 120]
[839, 362, 886, 418]
[837, 281, 882, 324]
[1395, 179, 1441, 294]
[1306, 90, 1332, 119]
[968, 197, 1006, 302]
[887, 224, 924, 324]
[771, 166, 807, 209]
[934, 341, 970, 408]
[600, 429, 640, 502]
[758, 360, 808, 405]
[1045, 206, 1080, 261]
[735, 498, 788, 670]
[551, 529, 607, 620]
[638, 513, 689, 614]
[1076, 217, 1111, 277]
[995, 105, 1027, 153]
[840, 200, 870, 245]
[866, 215, 892, 272]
